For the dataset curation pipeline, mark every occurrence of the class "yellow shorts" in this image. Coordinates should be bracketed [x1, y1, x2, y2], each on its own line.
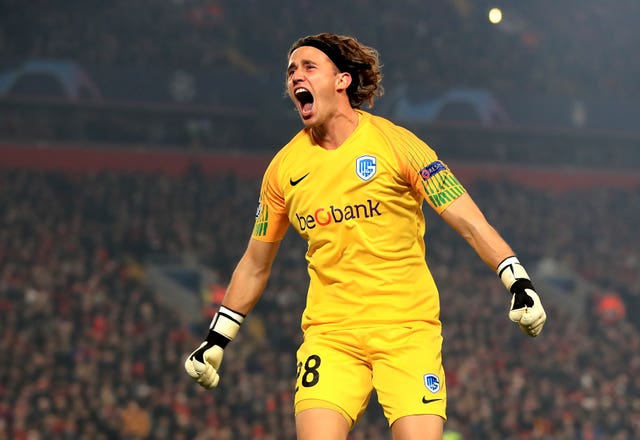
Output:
[294, 324, 447, 428]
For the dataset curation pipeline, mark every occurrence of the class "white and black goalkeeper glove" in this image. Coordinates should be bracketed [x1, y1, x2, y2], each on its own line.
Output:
[184, 306, 244, 389]
[497, 256, 547, 337]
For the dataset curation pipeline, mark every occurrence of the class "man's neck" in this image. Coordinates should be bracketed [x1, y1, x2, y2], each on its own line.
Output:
[311, 108, 360, 150]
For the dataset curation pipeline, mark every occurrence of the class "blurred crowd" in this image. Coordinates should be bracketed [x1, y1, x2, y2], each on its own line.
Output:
[1, 165, 639, 439]
[2, 0, 639, 100]
[2, 3, 639, 438]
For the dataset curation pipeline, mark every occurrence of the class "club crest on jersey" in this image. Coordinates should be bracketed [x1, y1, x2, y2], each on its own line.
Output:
[423, 373, 441, 393]
[356, 155, 377, 181]
[420, 160, 446, 180]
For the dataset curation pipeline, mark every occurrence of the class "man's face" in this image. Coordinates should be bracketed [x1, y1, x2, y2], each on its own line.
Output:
[286, 46, 347, 126]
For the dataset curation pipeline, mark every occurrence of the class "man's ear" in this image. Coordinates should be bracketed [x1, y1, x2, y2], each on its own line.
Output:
[336, 71, 352, 92]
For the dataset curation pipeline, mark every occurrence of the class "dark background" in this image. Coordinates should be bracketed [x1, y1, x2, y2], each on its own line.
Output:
[1, 1, 639, 439]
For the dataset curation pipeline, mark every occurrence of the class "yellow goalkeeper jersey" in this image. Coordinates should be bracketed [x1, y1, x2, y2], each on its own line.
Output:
[252, 110, 466, 335]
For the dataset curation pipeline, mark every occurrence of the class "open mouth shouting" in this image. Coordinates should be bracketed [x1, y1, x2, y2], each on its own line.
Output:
[294, 87, 314, 119]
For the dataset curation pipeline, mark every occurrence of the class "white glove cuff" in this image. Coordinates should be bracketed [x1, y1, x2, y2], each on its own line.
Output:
[497, 256, 531, 291]
[209, 306, 244, 341]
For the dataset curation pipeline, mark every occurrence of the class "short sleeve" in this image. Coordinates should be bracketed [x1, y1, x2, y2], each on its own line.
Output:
[252, 154, 290, 242]
[391, 128, 466, 214]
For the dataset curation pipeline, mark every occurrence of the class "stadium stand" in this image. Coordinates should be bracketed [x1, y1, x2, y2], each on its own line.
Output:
[0, 165, 638, 439]
[1, 1, 639, 438]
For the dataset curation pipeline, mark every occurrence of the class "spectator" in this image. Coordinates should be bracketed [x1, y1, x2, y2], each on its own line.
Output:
[0, 167, 638, 438]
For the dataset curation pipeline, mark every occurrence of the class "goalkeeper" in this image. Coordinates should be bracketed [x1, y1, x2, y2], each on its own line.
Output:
[185, 32, 546, 440]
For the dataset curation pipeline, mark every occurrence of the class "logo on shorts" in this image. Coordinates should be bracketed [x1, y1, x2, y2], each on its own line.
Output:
[356, 155, 377, 181]
[423, 373, 441, 394]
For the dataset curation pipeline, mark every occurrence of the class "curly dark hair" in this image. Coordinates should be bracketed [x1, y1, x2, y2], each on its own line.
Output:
[287, 33, 384, 109]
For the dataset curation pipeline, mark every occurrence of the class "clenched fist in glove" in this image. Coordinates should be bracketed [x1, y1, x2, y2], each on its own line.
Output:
[184, 306, 245, 389]
[497, 256, 547, 337]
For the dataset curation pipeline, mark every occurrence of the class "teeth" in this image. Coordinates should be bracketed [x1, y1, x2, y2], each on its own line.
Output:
[294, 88, 309, 96]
